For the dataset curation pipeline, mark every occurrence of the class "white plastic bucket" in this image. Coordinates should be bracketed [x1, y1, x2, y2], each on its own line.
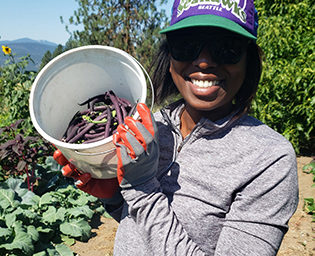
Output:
[29, 45, 152, 179]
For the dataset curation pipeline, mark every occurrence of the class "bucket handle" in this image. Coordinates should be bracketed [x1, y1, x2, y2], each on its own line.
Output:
[131, 56, 155, 111]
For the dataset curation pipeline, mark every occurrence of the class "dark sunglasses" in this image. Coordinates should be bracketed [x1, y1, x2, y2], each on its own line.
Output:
[166, 32, 250, 64]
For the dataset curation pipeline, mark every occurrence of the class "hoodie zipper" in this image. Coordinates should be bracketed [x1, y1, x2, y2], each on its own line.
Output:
[157, 107, 202, 179]
[160, 108, 199, 154]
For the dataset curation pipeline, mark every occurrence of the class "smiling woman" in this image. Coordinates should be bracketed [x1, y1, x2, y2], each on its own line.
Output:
[52, 0, 299, 255]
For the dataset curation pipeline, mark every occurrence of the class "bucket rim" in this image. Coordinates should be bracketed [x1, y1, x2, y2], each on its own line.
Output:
[29, 45, 146, 150]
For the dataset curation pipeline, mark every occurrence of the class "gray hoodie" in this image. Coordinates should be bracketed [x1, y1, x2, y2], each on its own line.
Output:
[112, 100, 299, 256]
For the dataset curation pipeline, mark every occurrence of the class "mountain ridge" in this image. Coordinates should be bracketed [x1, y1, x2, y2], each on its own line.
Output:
[0, 38, 59, 71]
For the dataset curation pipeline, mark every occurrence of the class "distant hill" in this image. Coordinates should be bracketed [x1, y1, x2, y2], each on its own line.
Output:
[0, 38, 58, 71]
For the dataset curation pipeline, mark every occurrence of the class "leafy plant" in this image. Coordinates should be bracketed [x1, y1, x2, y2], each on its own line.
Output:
[27, 156, 73, 196]
[252, 0, 315, 155]
[0, 46, 36, 129]
[0, 177, 105, 256]
[303, 198, 315, 222]
[303, 160, 315, 183]
[0, 119, 54, 184]
[302, 159, 315, 222]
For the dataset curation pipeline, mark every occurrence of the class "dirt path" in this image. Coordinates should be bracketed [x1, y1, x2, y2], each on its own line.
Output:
[71, 156, 315, 256]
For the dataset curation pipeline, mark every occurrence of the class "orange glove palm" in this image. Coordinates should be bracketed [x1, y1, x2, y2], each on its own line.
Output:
[113, 103, 159, 188]
[53, 149, 119, 199]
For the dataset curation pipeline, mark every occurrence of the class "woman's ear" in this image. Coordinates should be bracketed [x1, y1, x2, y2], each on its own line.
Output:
[169, 58, 172, 74]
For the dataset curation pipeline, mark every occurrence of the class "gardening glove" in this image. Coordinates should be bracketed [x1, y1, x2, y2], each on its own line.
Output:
[113, 103, 159, 189]
[53, 149, 121, 202]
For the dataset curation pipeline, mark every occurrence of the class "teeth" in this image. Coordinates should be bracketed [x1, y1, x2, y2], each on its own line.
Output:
[191, 79, 220, 88]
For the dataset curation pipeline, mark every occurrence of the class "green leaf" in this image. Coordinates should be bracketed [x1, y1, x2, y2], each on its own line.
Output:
[67, 193, 89, 206]
[37, 226, 54, 234]
[39, 192, 55, 206]
[33, 246, 59, 256]
[303, 198, 315, 214]
[0, 222, 34, 255]
[60, 219, 91, 241]
[18, 188, 37, 205]
[27, 225, 39, 242]
[0, 226, 12, 240]
[42, 206, 57, 224]
[67, 205, 94, 219]
[5, 212, 16, 228]
[95, 205, 105, 215]
[302, 162, 315, 173]
[86, 194, 99, 203]
[56, 207, 66, 222]
[0, 188, 18, 210]
[55, 243, 74, 256]
[33, 252, 49, 256]
[103, 210, 113, 219]
[39, 192, 63, 207]
[61, 234, 76, 246]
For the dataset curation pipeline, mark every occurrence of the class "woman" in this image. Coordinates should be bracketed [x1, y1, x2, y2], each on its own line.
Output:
[54, 0, 299, 255]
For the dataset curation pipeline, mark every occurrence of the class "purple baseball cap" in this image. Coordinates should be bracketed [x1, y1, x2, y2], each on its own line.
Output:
[160, 0, 258, 39]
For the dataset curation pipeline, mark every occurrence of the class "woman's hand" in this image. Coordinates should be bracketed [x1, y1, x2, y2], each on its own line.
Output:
[113, 103, 159, 189]
[53, 149, 120, 199]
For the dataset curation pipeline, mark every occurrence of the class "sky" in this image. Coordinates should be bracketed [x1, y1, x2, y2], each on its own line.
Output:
[0, 0, 173, 45]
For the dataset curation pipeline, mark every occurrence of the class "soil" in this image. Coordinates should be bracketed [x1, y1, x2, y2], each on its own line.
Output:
[70, 156, 315, 256]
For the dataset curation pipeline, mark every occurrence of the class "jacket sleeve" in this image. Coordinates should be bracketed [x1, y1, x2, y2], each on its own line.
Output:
[214, 147, 299, 256]
[100, 190, 124, 223]
[121, 145, 298, 256]
[121, 178, 208, 255]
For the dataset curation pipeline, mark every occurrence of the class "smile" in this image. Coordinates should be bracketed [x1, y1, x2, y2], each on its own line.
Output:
[191, 79, 220, 88]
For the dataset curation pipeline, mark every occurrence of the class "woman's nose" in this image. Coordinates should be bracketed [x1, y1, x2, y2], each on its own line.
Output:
[192, 47, 218, 69]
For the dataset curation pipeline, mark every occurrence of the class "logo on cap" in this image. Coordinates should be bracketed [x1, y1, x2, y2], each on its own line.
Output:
[177, 0, 247, 23]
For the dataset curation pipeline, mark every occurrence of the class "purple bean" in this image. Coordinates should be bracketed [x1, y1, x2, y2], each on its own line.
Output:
[108, 91, 123, 125]
[88, 126, 105, 134]
[117, 97, 131, 108]
[104, 106, 111, 138]
[118, 97, 132, 107]
[121, 105, 127, 119]
[84, 131, 106, 139]
[66, 125, 79, 142]
[127, 103, 137, 117]
[78, 94, 106, 106]
[80, 105, 107, 115]
[63, 90, 135, 144]
[68, 111, 107, 143]
[77, 123, 89, 134]
[82, 135, 106, 144]
[89, 98, 107, 112]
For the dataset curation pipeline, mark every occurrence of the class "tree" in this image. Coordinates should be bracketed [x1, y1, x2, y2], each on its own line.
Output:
[60, 0, 168, 69]
[52, 44, 64, 57]
[39, 50, 53, 70]
[251, 0, 315, 154]
[39, 44, 64, 70]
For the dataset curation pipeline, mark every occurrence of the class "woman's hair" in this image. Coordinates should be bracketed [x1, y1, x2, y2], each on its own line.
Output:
[150, 37, 263, 115]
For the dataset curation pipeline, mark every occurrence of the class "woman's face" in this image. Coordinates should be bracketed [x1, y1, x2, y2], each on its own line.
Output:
[168, 28, 248, 121]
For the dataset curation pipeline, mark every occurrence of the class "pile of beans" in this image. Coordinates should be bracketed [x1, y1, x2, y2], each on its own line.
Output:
[62, 90, 135, 144]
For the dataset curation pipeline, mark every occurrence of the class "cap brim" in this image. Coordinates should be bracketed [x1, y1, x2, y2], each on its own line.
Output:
[160, 15, 256, 40]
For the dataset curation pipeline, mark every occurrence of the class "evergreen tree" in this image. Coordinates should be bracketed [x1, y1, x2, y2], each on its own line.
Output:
[52, 44, 64, 58]
[60, 0, 168, 69]
[39, 50, 53, 70]
[39, 44, 64, 70]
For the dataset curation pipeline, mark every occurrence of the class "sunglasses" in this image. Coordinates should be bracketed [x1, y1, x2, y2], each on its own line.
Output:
[166, 32, 250, 64]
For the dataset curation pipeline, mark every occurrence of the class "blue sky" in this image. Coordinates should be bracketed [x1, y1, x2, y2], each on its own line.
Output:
[0, 0, 172, 45]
